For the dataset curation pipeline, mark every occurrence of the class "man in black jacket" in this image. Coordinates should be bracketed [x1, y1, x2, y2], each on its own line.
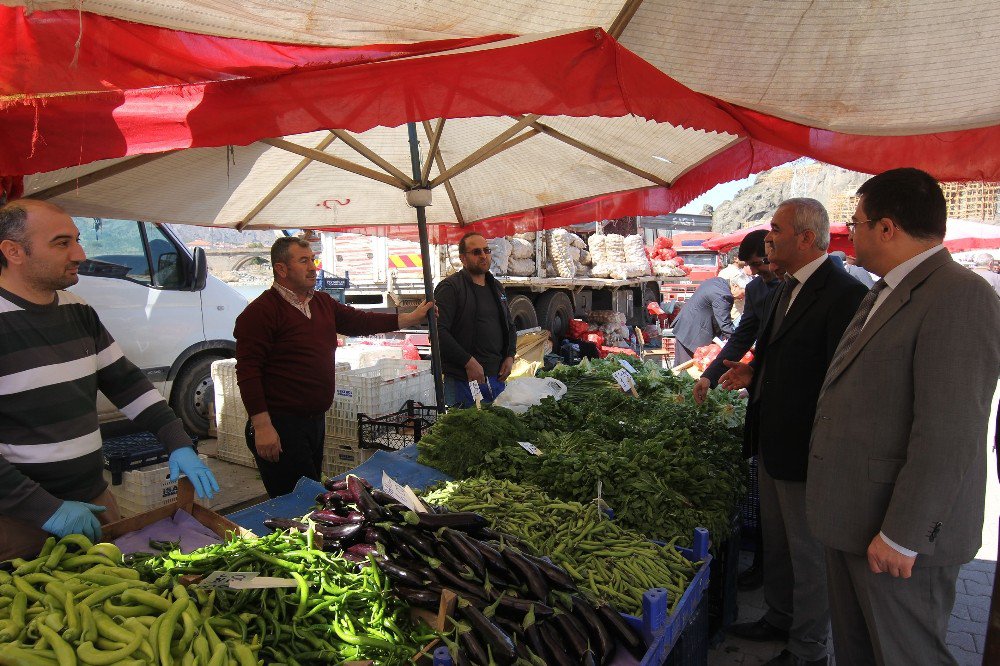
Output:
[434, 233, 516, 407]
[718, 199, 868, 666]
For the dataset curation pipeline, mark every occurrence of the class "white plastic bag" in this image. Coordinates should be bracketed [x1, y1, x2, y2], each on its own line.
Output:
[493, 377, 568, 414]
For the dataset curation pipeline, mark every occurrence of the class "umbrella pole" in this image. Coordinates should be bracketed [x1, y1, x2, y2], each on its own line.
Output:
[406, 122, 446, 411]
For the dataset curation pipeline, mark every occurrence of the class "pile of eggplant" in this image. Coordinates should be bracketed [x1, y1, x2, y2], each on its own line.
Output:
[262, 475, 645, 665]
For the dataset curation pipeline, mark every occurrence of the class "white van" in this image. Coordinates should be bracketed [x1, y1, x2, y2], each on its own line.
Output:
[70, 217, 247, 436]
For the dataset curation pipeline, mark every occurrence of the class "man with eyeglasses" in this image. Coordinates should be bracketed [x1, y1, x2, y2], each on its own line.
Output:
[806, 168, 1000, 665]
[434, 233, 516, 408]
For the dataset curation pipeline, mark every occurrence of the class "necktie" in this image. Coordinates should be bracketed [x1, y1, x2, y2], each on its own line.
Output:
[827, 279, 888, 378]
[767, 276, 799, 342]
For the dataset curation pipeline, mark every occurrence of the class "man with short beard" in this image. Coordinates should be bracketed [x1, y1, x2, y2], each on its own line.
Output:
[0, 199, 218, 558]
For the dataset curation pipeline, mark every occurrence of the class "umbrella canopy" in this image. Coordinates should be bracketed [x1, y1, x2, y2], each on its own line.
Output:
[4, 1, 1000, 234]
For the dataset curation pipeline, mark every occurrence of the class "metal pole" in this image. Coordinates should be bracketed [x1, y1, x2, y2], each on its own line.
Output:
[406, 122, 446, 410]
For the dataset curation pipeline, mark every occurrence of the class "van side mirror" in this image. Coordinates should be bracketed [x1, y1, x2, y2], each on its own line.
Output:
[191, 247, 208, 291]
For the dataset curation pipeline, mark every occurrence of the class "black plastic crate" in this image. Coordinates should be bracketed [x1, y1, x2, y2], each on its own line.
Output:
[705, 512, 741, 638]
[666, 597, 709, 666]
[740, 455, 761, 552]
[357, 400, 439, 452]
[102, 432, 198, 485]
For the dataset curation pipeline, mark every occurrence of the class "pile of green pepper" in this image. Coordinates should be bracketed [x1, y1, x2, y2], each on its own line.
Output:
[130, 528, 436, 665]
[422, 478, 701, 616]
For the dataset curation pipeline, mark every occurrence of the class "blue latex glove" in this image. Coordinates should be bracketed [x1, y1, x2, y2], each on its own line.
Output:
[168, 447, 220, 500]
[41, 501, 105, 542]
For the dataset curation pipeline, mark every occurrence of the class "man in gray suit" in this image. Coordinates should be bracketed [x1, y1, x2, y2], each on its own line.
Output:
[806, 168, 1000, 665]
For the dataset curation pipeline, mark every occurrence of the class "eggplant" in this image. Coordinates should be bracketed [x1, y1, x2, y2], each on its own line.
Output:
[492, 618, 533, 662]
[434, 540, 477, 580]
[345, 543, 378, 558]
[370, 488, 399, 506]
[314, 491, 348, 508]
[323, 478, 348, 491]
[538, 621, 576, 666]
[263, 518, 306, 532]
[404, 510, 487, 531]
[346, 474, 372, 503]
[500, 548, 549, 602]
[458, 602, 518, 665]
[521, 553, 575, 590]
[443, 529, 486, 580]
[595, 603, 643, 655]
[582, 649, 599, 666]
[354, 483, 388, 522]
[341, 552, 370, 566]
[466, 536, 508, 575]
[570, 595, 614, 664]
[458, 626, 490, 666]
[495, 597, 554, 620]
[523, 622, 552, 665]
[385, 524, 436, 557]
[394, 586, 440, 610]
[309, 509, 364, 526]
[315, 522, 364, 550]
[408, 562, 441, 584]
[432, 564, 489, 602]
[551, 611, 589, 660]
[375, 559, 427, 586]
[363, 525, 390, 545]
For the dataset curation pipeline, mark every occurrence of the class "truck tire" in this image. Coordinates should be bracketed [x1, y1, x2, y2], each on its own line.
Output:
[507, 295, 538, 331]
[535, 291, 573, 341]
[170, 354, 227, 437]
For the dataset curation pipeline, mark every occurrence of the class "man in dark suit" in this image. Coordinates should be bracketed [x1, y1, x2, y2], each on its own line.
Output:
[671, 276, 735, 366]
[807, 168, 1000, 665]
[719, 198, 868, 666]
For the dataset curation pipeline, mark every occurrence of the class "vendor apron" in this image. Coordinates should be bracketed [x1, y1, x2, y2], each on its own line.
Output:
[0, 487, 121, 561]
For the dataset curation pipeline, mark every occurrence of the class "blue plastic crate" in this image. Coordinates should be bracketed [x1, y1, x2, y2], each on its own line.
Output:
[102, 432, 198, 485]
[431, 527, 712, 666]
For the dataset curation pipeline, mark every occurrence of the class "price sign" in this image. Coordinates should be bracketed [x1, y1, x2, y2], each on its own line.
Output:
[612, 368, 635, 393]
[518, 441, 543, 456]
[382, 472, 425, 513]
[618, 359, 637, 374]
[468, 381, 483, 408]
[229, 576, 298, 590]
[198, 571, 259, 588]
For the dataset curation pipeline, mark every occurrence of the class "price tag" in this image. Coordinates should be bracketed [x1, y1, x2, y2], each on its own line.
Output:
[229, 576, 298, 590]
[612, 368, 635, 393]
[618, 359, 637, 374]
[382, 472, 425, 513]
[518, 441, 543, 456]
[468, 381, 483, 402]
[198, 571, 259, 588]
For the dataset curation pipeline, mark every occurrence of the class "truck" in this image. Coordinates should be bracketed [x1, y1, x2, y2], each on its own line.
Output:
[70, 217, 247, 437]
[317, 229, 662, 341]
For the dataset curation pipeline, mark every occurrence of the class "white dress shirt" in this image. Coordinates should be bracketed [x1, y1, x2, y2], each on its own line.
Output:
[785, 253, 829, 313]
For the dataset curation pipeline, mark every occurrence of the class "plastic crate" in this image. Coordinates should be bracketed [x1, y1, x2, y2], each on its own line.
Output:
[321, 437, 373, 478]
[740, 455, 760, 552]
[706, 513, 741, 637]
[431, 528, 712, 666]
[357, 400, 439, 452]
[106, 454, 217, 518]
[102, 432, 197, 485]
[327, 358, 433, 443]
[665, 597, 709, 666]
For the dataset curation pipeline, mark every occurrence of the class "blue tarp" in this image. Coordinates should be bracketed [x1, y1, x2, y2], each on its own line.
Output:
[225, 446, 451, 535]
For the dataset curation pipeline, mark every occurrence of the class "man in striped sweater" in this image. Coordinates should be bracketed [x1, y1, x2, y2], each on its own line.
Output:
[0, 200, 218, 559]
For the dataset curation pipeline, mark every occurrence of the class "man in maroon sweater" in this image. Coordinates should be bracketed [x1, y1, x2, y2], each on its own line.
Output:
[235, 237, 432, 497]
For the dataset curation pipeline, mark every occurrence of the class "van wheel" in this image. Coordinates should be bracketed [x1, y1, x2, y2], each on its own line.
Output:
[535, 291, 573, 342]
[170, 354, 227, 437]
[507, 295, 538, 331]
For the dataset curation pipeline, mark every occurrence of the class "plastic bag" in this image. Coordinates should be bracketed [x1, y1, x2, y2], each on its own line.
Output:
[492, 377, 568, 414]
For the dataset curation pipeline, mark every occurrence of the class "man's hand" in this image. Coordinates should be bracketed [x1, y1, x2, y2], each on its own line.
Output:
[168, 447, 220, 499]
[41, 501, 105, 542]
[867, 534, 916, 578]
[398, 300, 434, 328]
[692, 377, 711, 405]
[718, 360, 754, 391]
[498, 356, 514, 382]
[465, 357, 486, 385]
[250, 415, 282, 463]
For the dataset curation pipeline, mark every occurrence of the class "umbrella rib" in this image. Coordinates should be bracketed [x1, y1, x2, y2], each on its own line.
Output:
[30, 152, 177, 200]
[420, 118, 446, 185]
[609, 0, 645, 38]
[429, 115, 541, 188]
[238, 133, 338, 230]
[519, 117, 670, 187]
[330, 130, 415, 187]
[421, 120, 465, 226]
[262, 138, 408, 189]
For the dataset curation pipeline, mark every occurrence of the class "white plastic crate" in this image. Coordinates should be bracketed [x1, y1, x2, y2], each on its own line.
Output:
[326, 358, 433, 443]
[105, 455, 218, 518]
[211, 359, 255, 468]
[321, 437, 373, 479]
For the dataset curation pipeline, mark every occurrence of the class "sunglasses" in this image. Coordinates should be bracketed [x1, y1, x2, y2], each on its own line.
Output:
[463, 247, 492, 256]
